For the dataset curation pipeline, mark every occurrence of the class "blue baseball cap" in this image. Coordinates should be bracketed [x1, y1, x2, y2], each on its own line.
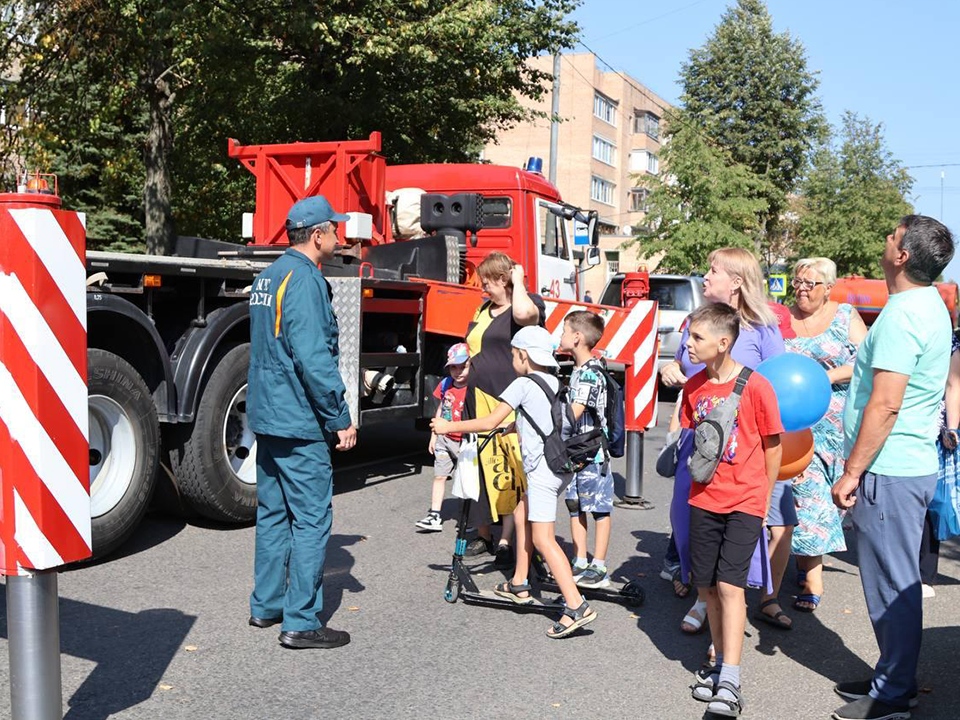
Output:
[285, 195, 350, 231]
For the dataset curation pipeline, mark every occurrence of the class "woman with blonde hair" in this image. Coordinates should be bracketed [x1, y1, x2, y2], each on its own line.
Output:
[660, 246, 789, 638]
[785, 257, 867, 611]
[458, 251, 544, 572]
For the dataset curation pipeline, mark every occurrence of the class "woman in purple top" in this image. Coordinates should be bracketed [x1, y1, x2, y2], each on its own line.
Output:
[660, 248, 788, 639]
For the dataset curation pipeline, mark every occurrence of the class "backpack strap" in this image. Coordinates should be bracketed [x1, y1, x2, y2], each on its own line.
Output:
[517, 374, 559, 441]
[726, 367, 753, 413]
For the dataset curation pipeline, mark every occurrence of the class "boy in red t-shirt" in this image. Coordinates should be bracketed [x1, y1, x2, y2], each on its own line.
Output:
[416, 343, 470, 532]
[681, 304, 782, 717]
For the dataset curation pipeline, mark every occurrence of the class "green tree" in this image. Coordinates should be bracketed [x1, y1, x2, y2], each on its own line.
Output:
[679, 0, 826, 250]
[795, 112, 913, 278]
[1, 0, 580, 253]
[628, 113, 771, 273]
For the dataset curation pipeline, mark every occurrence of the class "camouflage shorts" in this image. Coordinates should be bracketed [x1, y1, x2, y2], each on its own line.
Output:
[564, 462, 614, 514]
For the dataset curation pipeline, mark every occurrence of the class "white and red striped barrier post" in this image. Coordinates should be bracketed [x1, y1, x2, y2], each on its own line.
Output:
[0, 184, 90, 719]
[542, 298, 660, 508]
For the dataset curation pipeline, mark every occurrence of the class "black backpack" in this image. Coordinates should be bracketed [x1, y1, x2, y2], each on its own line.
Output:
[518, 374, 606, 475]
[595, 362, 626, 458]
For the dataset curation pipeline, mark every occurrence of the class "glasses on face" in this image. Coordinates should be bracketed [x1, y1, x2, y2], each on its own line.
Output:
[792, 277, 825, 291]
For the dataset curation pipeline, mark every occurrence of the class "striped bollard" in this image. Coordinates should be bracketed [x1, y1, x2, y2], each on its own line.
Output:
[0, 180, 91, 719]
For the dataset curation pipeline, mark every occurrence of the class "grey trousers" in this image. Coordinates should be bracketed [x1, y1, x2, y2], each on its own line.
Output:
[851, 471, 937, 706]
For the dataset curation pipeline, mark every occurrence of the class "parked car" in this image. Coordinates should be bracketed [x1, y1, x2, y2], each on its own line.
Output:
[600, 274, 705, 370]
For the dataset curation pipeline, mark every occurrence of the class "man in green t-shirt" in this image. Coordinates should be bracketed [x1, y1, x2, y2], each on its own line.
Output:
[832, 215, 954, 720]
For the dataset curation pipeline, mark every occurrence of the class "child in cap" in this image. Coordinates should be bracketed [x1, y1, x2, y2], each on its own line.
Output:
[558, 310, 614, 587]
[432, 325, 597, 638]
[417, 343, 471, 532]
[682, 304, 782, 716]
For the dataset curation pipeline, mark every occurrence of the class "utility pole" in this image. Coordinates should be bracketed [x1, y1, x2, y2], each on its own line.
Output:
[549, 52, 561, 185]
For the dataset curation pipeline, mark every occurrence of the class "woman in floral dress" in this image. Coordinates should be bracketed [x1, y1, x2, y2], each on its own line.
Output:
[785, 258, 867, 612]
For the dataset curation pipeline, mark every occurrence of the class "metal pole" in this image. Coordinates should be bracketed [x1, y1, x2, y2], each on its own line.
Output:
[615, 430, 653, 510]
[7, 572, 62, 720]
[549, 53, 561, 186]
[942, 171, 945, 221]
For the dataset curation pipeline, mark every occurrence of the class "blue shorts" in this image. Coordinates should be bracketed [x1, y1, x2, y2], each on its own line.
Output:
[565, 462, 614, 515]
[766, 480, 798, 527]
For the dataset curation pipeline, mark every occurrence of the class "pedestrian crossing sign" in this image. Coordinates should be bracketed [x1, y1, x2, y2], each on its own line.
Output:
[768, 274, 787, 297]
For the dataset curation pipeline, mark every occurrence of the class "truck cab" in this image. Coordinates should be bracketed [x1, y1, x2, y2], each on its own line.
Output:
[386, 163, 591, 301]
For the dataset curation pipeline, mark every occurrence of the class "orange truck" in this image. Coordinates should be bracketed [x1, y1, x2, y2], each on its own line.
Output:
[72, 132, 659, 557]
[831, 276, 959, 326]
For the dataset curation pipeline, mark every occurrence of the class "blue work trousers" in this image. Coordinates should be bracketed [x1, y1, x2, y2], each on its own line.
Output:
[851, 471, 937, 706]
[250, 434, 334, 632]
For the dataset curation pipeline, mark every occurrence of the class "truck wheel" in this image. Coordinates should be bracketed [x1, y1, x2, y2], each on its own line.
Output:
[172, 343, 257, 523]
[88, 349, 160, 559]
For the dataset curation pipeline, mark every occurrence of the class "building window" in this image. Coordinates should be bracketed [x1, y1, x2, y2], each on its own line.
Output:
[630, 188, 650, 213]
[630, 150, 658, 175]
[593, 93, 617, 126]
[590, 176, 616, 206]
[634, 112, 659, 140]
[592, 135, 616, 165]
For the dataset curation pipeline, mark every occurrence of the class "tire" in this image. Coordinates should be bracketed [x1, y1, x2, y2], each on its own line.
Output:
[88, 349, 160, 559]
[171, 343, 257, 523]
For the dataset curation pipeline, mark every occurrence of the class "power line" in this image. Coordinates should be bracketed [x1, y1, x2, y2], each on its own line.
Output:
[589, 0, 718, 42]
[904, 163, 960, 169]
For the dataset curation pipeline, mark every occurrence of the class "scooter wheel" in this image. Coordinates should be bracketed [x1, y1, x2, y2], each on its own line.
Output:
[444, 579, 460, 604]
[621, 581, 645, 607]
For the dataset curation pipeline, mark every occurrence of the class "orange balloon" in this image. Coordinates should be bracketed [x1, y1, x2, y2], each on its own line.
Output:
[778, 428, 815, 481]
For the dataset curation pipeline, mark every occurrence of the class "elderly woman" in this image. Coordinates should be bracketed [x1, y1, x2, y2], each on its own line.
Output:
[462, 252, 544, 570]
[660, 247, 786, 635]
[785, 257, 867, 611]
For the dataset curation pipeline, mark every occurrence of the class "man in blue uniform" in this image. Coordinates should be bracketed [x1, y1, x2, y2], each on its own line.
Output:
[246, 195, 357, 650]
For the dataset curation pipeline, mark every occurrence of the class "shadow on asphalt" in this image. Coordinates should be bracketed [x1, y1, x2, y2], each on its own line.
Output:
[319, 534, 366, 625]
[0, 587, 195, 720]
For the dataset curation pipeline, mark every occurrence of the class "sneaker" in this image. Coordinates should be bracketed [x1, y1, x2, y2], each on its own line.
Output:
[415, 512, 442, 532]
[835, 681, 918, 708]
[832, 696, 911, 720]
[577, 565, 611, 588]
[494, 544, 514, 570]
[571, 559, 589, 581]
[463, 537, 494, 557]
[660, 560, 680, 582]
[921, 584, 935, 599]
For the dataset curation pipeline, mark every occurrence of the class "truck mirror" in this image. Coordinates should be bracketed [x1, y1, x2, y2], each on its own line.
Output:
[586, 247, 601, 267]
[587, 212, 599, 246]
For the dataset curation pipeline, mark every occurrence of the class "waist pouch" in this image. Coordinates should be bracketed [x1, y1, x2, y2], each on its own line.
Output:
[688, 368, 752, 485]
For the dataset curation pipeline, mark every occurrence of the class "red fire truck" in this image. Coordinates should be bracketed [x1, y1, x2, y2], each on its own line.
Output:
[79, 133, 659, 558]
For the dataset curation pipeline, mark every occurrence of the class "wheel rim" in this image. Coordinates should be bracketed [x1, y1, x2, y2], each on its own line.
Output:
[223, 385, 257, 485]
[88, 395, 138, 518]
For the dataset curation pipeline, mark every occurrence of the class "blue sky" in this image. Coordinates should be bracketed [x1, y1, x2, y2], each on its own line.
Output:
[570, 0, 960, 280]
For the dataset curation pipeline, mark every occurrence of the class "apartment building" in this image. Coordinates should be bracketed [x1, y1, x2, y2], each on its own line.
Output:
[483, 52, 671, 300]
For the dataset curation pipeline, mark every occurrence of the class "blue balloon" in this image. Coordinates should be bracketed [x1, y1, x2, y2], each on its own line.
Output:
[756, 353, 831, 432]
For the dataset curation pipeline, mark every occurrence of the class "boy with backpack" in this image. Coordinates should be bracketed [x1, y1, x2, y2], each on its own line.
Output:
[558, 310, 617, 587]
[417, 343, 470, 532]
[431, 325, 598, 638]
[682, 304, 782, 717]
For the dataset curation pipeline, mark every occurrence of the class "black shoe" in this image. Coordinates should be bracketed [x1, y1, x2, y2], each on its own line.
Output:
[494, 543, 514, 570]
[278, 627, 351, 649]
[835, 681, 918, 708]
[248, 615, 281, 628]
[463, 537, 494, 557]
[832, 696, 911, 720]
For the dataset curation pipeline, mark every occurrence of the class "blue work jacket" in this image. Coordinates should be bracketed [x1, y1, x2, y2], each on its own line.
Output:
[247, 248, 352, 440]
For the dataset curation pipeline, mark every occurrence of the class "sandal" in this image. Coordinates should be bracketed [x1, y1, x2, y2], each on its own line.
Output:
[707, 680, 745, 717]
[794, 593, 821, 612]
[753, 598, 792, 630]
[672, 577, 691, 598]
[681, 599, 708, 634]
[546, 600, 596, 639]
[690, 665, 720, 702]
[494, 580, 534, 606]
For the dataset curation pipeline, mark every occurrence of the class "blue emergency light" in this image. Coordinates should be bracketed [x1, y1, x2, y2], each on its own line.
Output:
[525, 156, 544, 175]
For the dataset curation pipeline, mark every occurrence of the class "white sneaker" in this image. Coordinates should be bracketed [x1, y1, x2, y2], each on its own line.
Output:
[415, 512, 442, 532]
[922, 583, 936, 599]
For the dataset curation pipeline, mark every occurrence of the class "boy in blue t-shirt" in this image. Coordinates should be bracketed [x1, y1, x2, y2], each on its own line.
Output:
[558, 311, 614, 587]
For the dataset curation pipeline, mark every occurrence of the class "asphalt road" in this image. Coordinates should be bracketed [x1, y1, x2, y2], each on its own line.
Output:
[1, 406, 958, 720]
